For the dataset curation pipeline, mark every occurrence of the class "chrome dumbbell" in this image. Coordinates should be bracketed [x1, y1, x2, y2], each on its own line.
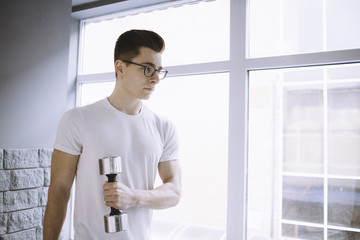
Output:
[99, 156, 128, 233]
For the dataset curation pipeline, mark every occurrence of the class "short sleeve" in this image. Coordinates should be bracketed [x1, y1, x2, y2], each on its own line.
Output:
[159, 120, 179, 162]
[54, 108, 83, 155]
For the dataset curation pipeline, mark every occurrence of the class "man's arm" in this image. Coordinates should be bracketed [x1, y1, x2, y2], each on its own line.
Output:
[103, 159, 181, 210]
[43, 149, 79, 240]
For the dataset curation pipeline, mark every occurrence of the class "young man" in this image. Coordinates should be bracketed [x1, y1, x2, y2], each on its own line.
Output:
[44, 30, 182, 240]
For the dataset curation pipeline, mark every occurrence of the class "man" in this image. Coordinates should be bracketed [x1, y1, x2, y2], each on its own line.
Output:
[44, 30, 182, 240]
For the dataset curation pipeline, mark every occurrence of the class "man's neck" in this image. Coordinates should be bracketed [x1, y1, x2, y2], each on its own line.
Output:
[107, 94, 142, 115]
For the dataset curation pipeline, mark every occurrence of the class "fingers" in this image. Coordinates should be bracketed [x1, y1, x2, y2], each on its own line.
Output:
[102, 182, 130, 210]
[103, 181, 117, 190]
[103, 182, 127, 191]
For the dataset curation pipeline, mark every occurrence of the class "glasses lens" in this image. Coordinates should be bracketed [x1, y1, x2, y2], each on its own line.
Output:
[144, 66, 155, 77]
[158, 70, 167, 80]
[143, 66, 167, 80]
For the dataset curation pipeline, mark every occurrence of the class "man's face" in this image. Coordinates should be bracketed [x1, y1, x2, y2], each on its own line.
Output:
[117, 47, 163, 100]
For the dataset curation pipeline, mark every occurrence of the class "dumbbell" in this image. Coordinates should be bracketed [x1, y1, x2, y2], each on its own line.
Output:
[99, 156, 128, 233]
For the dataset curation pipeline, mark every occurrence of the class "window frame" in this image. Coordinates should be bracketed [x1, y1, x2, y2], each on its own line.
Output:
[70, 0, 360, 239]
[229, 1, 360, 239]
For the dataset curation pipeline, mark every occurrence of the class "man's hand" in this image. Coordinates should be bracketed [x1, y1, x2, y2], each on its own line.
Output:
[103, 182, 137, 210]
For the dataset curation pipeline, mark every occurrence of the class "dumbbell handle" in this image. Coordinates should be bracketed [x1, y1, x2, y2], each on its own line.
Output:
[106, 174, 121, 216]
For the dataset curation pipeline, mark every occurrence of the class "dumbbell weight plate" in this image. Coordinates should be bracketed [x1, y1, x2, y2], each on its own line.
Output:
[99, 156, 122, 175]
[104, 212, 128, 233]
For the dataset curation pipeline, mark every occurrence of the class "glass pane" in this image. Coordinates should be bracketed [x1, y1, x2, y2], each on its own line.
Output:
[328, 81, 360, 176]
[327, 0, 360, 51]
[282, 223, 323, 240]
[81, 0, 229, 74]
[249, 0, 360, 57]
[79, 73, 229, 237]
[328, 179, 360, 229]
[79, 82, 115, 106]
[328, 229, 360, 240]
[283, 85, 324, 174]
[147, 73, 228, 232]
[283, 176, 324, 223]
[248, 70, 283, 239]
[248, 65, 360, 239]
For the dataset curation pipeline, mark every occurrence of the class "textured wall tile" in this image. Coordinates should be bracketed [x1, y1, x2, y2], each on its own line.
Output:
[4, 149, 39, 169]
[44, 168, 51, 187]
[39, 187, 49, 206]
[0, 229, 36, 240]
[7, 208, 42, 233]
[0, 193, 3, 213]
[3, 189, 38, 212]
[37, 226, 43, 240]
[0, 171, 10, 191]
[0, 214, 7, 234]
[0, 149, 3, 169]
[39, 149, 53, 168]
[10, 169, 44, 190]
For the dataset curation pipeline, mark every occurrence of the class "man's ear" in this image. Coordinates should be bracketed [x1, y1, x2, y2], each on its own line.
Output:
[114, 59, 124, 76]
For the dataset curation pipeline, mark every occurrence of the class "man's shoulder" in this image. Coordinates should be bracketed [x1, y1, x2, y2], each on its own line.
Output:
[143, 105, 168, 122]
[143, 105, 176, 130]
[68, 98, 106, 115]
[60, 99, 106, 125]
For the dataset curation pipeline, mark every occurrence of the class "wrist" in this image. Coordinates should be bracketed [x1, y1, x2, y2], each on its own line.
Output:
[132, 189, 141, 207]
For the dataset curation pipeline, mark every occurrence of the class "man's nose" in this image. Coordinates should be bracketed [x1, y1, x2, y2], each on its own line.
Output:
[149, 72, 160, 83]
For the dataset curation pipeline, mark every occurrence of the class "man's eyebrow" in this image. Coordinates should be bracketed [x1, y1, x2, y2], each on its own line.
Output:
[142, 62, 163, 69]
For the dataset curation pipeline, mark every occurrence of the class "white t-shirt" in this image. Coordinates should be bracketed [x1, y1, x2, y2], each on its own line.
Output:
[54, 98, 179, 240]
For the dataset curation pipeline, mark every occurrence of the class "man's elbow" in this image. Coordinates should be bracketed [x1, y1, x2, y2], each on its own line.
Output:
[48, 182, 72, 202]
[172, 185, 182, 207]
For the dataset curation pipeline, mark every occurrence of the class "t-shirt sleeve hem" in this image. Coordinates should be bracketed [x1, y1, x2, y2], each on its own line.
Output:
[159, 155, 179, 162]
[54, 144, 81, 156]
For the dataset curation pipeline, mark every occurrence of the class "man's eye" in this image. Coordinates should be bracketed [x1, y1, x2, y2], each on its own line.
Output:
[145, 67, 154, 74]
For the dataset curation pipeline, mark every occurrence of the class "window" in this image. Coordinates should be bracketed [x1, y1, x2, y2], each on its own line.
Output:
[76, 0, 229, 239]
[247, 64, 360, 239]
[244, 0, 360, 239]
[72, 0, 360, 239]
[249, 0, 360, 57]
[79, 0, 229, 75]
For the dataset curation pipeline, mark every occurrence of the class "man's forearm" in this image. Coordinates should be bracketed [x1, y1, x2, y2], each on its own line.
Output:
[103, 160, 182, 211]
[134, 181, 181, 209]
[43, 187, 71, 240]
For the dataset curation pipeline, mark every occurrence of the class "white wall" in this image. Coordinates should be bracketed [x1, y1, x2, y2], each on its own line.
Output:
[0, 0, 73, 148]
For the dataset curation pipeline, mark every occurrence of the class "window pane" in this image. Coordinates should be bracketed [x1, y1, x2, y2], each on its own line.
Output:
[327, 0, 360, 51]
[282, 223, 323, 240]
[328, 229, 360, 240]
[147, 73, 228, 234]
[328, 81, 360, 176]
[247, 63, 360, 239]
[79, 74, 229, 237]
[328, 179, 360, 229]
[283, 176, 324, 223]
[248, 69, 283, 239]
[249, 0, 360, 57]
[79, 82, 114, 106]
[81, 0, 229, 74]
[283, 85, 324, 174]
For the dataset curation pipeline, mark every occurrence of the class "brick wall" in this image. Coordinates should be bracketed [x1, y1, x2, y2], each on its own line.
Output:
[0, 149, 52, 240]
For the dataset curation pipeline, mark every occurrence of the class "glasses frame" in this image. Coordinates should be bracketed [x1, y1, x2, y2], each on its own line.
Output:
[122, 60, 168, 80]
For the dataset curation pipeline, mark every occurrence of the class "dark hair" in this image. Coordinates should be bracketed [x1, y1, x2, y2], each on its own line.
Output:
[114, 29, 165, 62]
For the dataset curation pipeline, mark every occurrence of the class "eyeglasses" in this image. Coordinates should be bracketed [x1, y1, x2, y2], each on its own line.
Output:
[122, 60, 168, 80]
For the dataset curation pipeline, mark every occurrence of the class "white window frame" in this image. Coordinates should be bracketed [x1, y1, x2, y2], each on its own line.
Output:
[228, 1, 360, 239]
[70, 0, 360, 239]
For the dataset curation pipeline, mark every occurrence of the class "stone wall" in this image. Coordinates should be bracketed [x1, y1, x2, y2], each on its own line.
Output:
[0, 149, 52, 240]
